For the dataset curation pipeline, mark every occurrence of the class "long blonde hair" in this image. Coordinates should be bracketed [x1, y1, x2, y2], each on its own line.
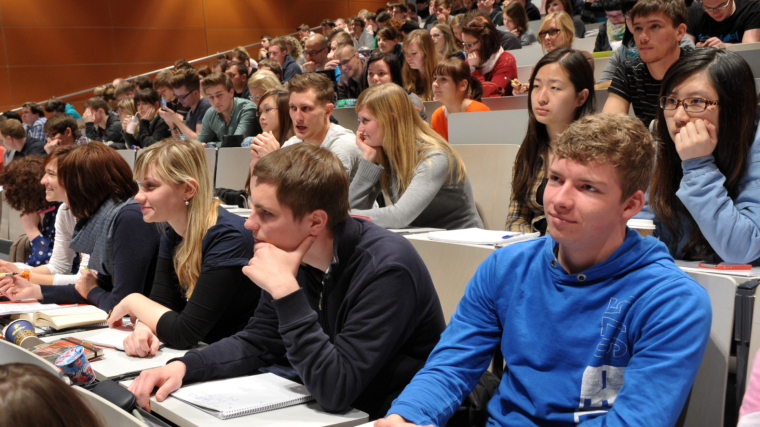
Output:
[538, 12, 575, 53]
[402, 30, 441, 101]
[134, 138, 221, 298]
[356, 83, 466, 197]
[117, 98, 139, 133]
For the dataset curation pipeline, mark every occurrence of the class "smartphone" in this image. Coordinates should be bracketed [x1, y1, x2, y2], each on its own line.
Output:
[698, 262, 752, 270]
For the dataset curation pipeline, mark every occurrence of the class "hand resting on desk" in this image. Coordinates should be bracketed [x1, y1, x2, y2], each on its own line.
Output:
[128, 360, 187, 412]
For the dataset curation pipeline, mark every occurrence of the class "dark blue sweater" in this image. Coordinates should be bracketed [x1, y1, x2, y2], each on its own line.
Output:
[40, 203, 160, 312]
[178, 217, 446, 419]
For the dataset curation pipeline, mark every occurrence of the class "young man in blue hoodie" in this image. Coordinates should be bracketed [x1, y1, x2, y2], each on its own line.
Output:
[377, 114, 713, 427]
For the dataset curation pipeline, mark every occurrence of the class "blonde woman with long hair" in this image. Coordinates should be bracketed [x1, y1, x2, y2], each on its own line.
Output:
[107, 138, 259, 356]
[349, 83, 482, 229]
[402, 29, 441, 101]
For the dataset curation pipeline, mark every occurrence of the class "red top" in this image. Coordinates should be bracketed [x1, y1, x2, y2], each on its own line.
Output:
[469, 51, 518, 97]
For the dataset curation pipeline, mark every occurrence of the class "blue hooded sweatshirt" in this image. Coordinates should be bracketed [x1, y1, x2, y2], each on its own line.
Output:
[388, 229, 712, 427]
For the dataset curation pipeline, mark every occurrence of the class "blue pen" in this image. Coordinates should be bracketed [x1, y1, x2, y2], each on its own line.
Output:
[502, 233, 526, 239]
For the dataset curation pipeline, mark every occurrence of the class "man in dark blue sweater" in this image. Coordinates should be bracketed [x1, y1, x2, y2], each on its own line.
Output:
[129, 144, 446, 420]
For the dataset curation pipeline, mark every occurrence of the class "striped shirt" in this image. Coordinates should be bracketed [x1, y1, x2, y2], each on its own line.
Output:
[608, 47, 692, 129]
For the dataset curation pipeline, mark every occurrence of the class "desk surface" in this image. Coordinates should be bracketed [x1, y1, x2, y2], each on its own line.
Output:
[41, 328, 200, 381]
[121, 379, 369, 427]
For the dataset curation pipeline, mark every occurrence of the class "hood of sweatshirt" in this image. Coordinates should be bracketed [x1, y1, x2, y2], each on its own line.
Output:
[544, 227, 675, 287]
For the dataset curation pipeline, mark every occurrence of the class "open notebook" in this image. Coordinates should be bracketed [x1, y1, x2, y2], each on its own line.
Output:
[170, 373, 314, 420]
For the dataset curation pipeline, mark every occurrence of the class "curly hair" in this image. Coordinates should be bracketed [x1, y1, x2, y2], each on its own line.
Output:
[0, 156, 49, 213]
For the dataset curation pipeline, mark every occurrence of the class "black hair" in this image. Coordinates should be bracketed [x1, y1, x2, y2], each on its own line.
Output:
[651, 48, 757, 258]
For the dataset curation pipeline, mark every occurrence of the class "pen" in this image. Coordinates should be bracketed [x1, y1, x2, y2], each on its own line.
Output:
[502, 233, 526, 239]
[132, 409, 147, 424]
[505, 77, 521, 86]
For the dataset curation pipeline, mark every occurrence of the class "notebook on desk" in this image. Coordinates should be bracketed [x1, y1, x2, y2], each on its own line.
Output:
[170, 373, 314, 420]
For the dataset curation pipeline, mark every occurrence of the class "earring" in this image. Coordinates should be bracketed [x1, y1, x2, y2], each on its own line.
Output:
[185, 199, 189, 206]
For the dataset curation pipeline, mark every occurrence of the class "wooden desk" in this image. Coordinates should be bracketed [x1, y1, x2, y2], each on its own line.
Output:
[121, 379, 369, 427]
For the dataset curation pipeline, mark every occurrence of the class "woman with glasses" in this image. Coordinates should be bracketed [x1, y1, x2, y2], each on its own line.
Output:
[687, 0, 760, 49]
[431, 24, 466, 61]
[503, 2, 539, 46]
[247, 70, 284, 108]
[650, 49, 760, 264]
[249, 89, 294, 168]
[512, 12, 593, 93]
[506, 48, 595, 233]
[402, 30, 441, 101]
[545, 0, 586, 38]
[461, 16, 518, 97]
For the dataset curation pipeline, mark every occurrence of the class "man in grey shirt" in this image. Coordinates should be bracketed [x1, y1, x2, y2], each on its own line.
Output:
[196, 72, 260, 147]
[280, 74, 361, 180]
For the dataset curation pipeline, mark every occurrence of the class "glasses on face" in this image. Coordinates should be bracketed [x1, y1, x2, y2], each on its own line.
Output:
[46, 133, 61, 141]
[176, 89, 196, 102]
[659, 96, 718, 113]
[431, 33, 443, 38]
[606, 11, 624, 20]
[339, 57, 353, 67]
[538, 28, 562, 38]
[463, 39, 480, 49]
[304, 47, 327, 56]
[701, 0, 731, 12]
[257, 107, 278, 118]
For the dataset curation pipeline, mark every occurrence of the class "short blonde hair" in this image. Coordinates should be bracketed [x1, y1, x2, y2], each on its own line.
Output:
[538, 12, 575, 53]
[551, 114, 655, 201]
[247, 70, 284, 92]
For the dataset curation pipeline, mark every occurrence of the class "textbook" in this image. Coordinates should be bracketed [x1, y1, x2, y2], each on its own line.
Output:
[10, 305, 108, 330]
[29, 337, 104, 364]
[86, 325, 164, 351]
[170, 373, 314, 420]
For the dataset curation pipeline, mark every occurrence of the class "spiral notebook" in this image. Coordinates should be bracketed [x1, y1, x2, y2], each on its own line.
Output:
[170, 373, 314, 420]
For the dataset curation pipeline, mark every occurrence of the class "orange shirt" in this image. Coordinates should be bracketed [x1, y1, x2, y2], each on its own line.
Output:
[430, 101, 491, 142]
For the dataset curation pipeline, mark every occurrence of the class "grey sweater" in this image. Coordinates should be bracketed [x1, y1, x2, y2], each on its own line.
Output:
[283, 123, 362, 180]
[349, 149, 483, 230]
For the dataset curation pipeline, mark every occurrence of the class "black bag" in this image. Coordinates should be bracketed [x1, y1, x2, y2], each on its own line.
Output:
[445, 371, 501, 427]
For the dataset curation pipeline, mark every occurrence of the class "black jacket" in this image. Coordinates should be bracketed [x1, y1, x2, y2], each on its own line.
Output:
[85, 111, 125, 144]
[179, 217, 446, 419]
[124, 115, 172, 148]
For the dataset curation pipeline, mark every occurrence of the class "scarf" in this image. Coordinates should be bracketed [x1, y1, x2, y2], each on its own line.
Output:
[607, 22, 626, 43]
[70, 198, 137, 275]
[481, 46, 505, 75]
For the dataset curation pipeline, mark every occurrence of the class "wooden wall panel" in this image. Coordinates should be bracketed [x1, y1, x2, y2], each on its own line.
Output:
[349, 1, 392, 15]
[0, 68, 12, 106]
[203, 0, 283, 29]
[0, 0, 109, 27]
[205, 28, 291, 56]
[4, 27, 116, 66]
[0, 31, 6, 67]
[113, 28, 207, 63]
[0, 0, 384, 110]
[110, 0, 205, 28]
[9, 64, 119, 103]
[282, 0, 349, 29]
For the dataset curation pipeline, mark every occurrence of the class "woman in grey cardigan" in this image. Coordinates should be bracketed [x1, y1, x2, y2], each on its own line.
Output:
[348, 83, 483, 230]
